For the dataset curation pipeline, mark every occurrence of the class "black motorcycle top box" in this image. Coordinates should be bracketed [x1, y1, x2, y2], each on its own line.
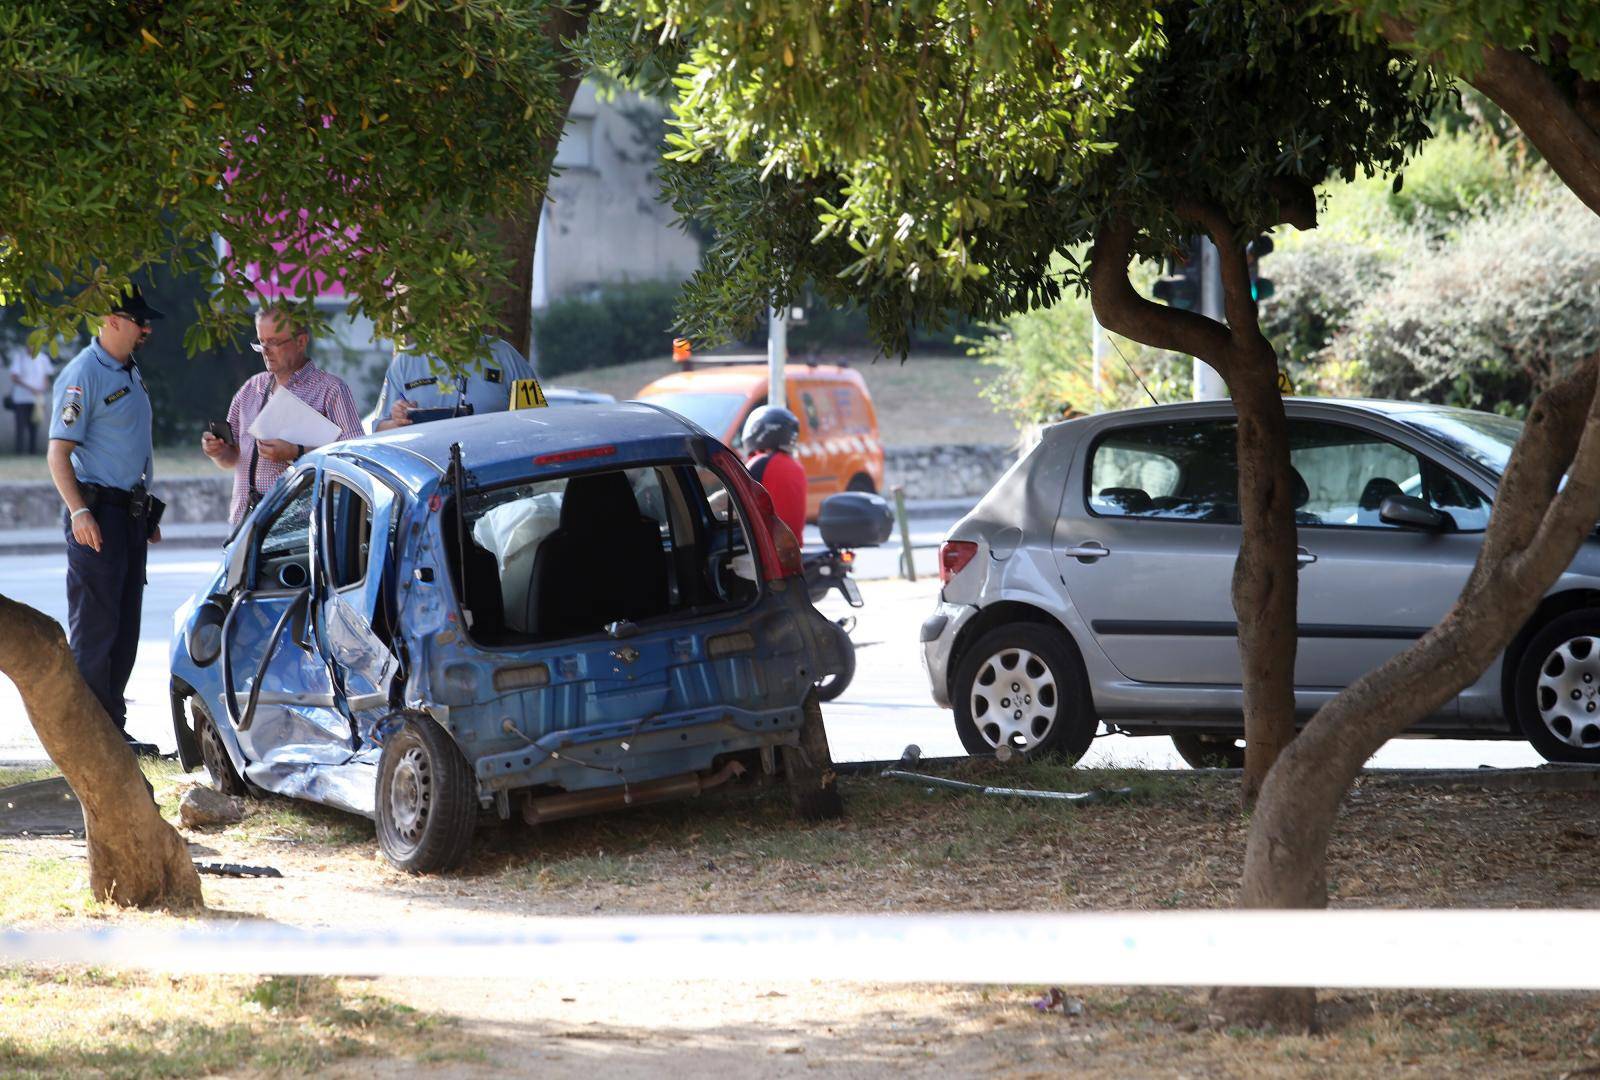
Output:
[817, 492, 894, 549]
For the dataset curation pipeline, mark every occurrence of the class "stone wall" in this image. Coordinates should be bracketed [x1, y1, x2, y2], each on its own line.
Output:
[0, 443, 1017, 530]
[3, 476, 232, 530]
[883, 443, 1018, 501]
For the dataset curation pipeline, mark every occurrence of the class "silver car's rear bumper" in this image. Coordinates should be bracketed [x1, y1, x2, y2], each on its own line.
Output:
[920, 599, 976, 710]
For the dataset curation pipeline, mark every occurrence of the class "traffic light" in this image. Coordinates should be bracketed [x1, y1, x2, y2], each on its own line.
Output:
[1247, 234, 1275, 302]
[1152, 237, 1202, 311]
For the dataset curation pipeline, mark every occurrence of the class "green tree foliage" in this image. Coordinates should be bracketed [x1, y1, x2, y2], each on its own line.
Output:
[628, 1, 1440, 354]
[970, 259, 1187, 428]
[0, 0, 573, 370]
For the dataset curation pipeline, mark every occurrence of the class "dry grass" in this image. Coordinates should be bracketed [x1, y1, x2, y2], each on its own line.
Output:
[7, 759, 1600, 1074]
[562, 352, 1019, 448]
[0, 969, 476, 1079]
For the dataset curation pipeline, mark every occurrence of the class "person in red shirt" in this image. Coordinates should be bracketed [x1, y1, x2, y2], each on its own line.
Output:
[742, 405, 807, 540]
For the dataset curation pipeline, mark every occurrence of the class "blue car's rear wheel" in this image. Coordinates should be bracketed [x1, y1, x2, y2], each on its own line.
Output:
[377, 716, 479, 873]
[785, 693, 844, 820]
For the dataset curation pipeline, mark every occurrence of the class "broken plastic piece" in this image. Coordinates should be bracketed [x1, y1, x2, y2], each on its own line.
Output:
[194, 861, 283, 878]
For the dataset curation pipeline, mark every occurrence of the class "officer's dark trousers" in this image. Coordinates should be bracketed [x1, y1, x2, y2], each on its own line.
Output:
[63, 504, 148, 731]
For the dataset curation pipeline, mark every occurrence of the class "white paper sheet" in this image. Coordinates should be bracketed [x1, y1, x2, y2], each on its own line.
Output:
[247, 386, 342, 447]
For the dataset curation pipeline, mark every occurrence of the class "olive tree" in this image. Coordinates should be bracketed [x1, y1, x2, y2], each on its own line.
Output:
[1222, 0, 1600, 1028]
[630, 0, 1439, 801]
[0, 0, 588, 908]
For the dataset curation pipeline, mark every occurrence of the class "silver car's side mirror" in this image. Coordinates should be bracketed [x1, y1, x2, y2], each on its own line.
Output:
[1379, 494, 1447, 531]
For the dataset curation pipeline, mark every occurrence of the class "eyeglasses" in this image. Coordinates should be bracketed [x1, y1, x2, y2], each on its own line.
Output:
[250, 335, 298, 354]
[113, 312, 150, 329]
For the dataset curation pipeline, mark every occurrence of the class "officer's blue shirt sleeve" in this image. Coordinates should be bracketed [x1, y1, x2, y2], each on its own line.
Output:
[48, 352, 94, 444]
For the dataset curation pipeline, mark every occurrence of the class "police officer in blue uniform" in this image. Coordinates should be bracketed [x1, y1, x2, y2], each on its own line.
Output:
[46, 287, 164, 756]
[373, 336, 536, 429]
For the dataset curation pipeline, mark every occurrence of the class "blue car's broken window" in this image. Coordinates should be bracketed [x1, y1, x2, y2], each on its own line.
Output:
[443, 463, 757, 645]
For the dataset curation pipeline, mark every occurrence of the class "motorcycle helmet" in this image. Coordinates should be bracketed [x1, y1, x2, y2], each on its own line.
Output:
[741, 405, 800, 454]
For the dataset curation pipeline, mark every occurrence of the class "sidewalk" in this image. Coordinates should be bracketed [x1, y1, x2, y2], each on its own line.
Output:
[0, 521, 231, 556]
[0, 499, 976, 555]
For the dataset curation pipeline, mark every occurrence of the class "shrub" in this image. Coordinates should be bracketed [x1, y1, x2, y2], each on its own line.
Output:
[1331, 179, 1600, 413]
[970, 264, 1187, 431]
[533, 280, 683, 377]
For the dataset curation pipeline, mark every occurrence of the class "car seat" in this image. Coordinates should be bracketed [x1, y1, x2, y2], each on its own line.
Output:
[1096, 487, 1153, 514]
[1358, 476, 1403, 511]
[525, 471, 669, 639]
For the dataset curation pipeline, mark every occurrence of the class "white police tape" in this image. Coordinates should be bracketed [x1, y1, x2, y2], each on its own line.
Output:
[4, 910, 1600, 988]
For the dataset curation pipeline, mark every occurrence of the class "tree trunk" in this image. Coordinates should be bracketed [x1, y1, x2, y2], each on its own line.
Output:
[1230, 361, 1300, 805]
[0, 594, 202, 909]
[1089, 210, 1303, 802]
[488, 0, 599, 358]
[1219, 359, 1600, 1030]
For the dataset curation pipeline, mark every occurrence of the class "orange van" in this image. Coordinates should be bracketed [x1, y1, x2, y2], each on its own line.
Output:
[635, 362, 885, 520]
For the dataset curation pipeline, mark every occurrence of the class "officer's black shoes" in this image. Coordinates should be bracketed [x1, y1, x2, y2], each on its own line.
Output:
[122, 736, 161, 759]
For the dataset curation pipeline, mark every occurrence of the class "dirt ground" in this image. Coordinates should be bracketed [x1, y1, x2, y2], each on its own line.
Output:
[5, 760, 1600, 1076]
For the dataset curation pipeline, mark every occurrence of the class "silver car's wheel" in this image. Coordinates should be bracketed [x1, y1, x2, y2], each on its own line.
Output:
[1515, 610, 1600, 765]
[1535, 636, 1600, 750]
[953, 624, 1096, 760]
[971, 647, 1059, 751]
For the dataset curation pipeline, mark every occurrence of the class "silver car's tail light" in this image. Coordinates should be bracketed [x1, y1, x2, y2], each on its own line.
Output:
[940, 540, 978, 584]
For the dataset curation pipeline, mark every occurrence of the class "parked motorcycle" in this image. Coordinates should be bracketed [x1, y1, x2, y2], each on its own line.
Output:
[804, 492, 894, 701]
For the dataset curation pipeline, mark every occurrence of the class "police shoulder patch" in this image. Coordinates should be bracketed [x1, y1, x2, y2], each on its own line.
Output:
[61, 402, 81, 427]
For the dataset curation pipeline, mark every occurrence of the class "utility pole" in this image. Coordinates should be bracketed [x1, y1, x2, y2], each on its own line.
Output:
[1090, 314, 1108, 407]
[767, 306, 787, 410]
[1192, 237, 1228, 401]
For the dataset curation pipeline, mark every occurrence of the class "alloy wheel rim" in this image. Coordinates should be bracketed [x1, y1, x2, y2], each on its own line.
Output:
[1536, 636, 1600, 749]
[388, 745, 432, 848]
[970, 647, 1059, 750]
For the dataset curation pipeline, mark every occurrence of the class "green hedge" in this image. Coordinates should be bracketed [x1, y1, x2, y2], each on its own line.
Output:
[534, 281, 992, 377]
[533, 281, 683, 378]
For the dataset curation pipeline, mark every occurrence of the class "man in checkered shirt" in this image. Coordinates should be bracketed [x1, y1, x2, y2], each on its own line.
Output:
[200, 308, 364, 525]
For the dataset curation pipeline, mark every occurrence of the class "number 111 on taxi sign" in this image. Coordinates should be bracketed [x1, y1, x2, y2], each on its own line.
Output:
[511, 378, 548, 409]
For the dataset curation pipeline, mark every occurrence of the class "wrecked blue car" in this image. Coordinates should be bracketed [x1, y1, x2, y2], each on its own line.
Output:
[169, 404, 850, 872]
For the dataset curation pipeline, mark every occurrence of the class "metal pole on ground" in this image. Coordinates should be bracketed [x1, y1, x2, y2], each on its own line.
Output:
[893, 485, 916, 582]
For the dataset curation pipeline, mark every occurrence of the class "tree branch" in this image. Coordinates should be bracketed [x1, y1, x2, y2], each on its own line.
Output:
[1177, 198, 1259, 337]
[1088, 215, 1233, 365]
[1510, 358, 1600, 584]
[1473, 360, 1597, 573]
[1374, 15, 1600, 217]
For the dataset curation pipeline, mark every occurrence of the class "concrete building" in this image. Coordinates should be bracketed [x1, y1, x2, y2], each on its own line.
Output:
[533, 82, 702, 307]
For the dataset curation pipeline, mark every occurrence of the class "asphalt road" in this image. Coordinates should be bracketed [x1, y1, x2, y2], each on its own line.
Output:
[0, 535, 1543, 771]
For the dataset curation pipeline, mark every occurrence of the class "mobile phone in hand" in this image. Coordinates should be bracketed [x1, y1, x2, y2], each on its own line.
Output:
[206, 420, 235, 445]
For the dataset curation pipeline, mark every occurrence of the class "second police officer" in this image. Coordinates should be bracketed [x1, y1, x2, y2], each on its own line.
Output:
[374, 334, 537, 430]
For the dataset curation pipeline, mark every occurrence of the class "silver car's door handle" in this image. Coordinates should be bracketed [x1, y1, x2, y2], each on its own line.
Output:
[1296, 547, 1318, 565]
[1063, 541, 1111, 562]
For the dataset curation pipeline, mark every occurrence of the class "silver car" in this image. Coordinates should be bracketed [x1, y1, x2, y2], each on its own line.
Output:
[922, 398, 1600, 767]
